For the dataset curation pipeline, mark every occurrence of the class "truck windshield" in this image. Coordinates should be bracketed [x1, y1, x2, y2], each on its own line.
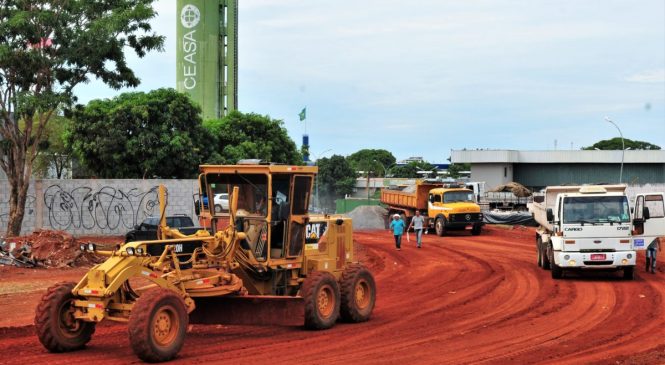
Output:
[443, 191, 475, 203]
[563, 196, 630, 224]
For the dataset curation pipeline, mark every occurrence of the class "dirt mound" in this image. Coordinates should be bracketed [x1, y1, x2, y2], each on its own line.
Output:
[488, 182, 532, 197]
[5, 230, 103, 268]
[346, 205, 388, 229]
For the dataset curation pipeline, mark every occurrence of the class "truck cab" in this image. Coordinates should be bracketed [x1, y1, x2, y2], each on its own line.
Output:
[533, 185, 665, 279]
[427, 186, 483, 236]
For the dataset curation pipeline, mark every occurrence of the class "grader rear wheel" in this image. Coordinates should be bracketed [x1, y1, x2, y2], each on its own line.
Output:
[35, 282, 96, 353]
[340, 264, 376, 322]
[128, 288, 188, 363]
[302, 272, 340, 330]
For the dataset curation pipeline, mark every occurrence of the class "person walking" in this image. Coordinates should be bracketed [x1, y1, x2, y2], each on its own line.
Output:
[646, 238, 660, 274]
[389, 214, 405, 250]
[408, 210, 425, 248]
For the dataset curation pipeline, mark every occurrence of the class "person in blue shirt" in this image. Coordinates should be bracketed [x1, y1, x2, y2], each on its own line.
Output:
[389, 214, 405, 250]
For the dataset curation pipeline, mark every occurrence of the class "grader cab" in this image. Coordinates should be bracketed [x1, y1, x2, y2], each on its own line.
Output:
[35, 163, 376, 362]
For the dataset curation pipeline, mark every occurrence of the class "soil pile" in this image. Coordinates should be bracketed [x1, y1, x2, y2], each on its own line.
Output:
[346, 205, 388, 229]
[6, 230, 103, 268]
[488, 182, 532, 197]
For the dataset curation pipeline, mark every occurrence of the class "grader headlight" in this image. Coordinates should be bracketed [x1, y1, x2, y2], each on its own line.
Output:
[126, 247, 135, 256]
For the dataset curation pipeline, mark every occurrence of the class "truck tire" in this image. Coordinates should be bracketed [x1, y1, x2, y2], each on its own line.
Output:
[302, 272, 340, 330]
[536, 241, 542, 268]
[623, 266, 635, 280]
[548, 244, 562, 278]
[339, 264, 376, 323]
[471, 224, 482, 236]
[128, 288, 188, 363]
[35, 282, 96, 353]
[435, 217, 446, 237]
[541, 239, 551, 270]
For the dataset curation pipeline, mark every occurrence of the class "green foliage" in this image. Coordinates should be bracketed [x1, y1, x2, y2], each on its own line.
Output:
[447, 163, 470, 178]
[316, 155, 357, 209]
[68, 89, 210, 178]
[391, 161, 436, 178]
[33, 114, 72, 178]
[204, 111, 302, 165]
[582, 138, 661, 150]
[346, 149, 396, 177]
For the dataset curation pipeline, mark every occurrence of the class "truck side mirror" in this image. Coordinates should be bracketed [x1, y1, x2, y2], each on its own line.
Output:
[194, 199, 201, 216]
[630, 207, 634, 214]
[546, 208, 554, 222]
[644, 207, 650, 220]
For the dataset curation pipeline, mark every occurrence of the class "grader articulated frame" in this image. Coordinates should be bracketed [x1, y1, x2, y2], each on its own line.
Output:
[35, 163, 376, 362]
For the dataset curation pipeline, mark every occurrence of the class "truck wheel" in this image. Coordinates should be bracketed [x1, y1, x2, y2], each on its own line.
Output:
[536, 242, 542, 268]
[471, 224, 482, 236]
[128, 288, 188, 362]
[623, 266, 635, 280]
[435, 217, 446, 237]
[339, 264, 376, 323]
[302, 272, 340, 330]
[35, 282, 96, 353]
[541, 239, 551, 270]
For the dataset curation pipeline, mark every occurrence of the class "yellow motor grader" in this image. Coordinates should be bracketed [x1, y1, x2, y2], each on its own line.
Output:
[35, 163, 376, 362]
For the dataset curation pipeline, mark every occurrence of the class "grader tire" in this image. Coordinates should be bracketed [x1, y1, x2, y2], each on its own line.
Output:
[302, 272, 340, 330]
[339, 264, 376, 323]
[35, 282, 96, 353]
[128, 288, 188, 363]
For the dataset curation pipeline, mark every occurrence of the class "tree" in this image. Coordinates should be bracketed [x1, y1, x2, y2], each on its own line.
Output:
[33, 114, 72, 179]
[447, 163, 470, 179]
[204, 111, 302, 165]
[391, 161, 436, 178]
[582, 138, 661, 150]
[346, 149, 396, 177]
[317, 155, 356, 210]
[0, 0, 163, 236]
[67, 89, 210, 179]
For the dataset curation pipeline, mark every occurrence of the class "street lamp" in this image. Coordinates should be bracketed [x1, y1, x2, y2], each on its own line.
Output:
[313, 148, 332, 210]
[605, 117, 625, 184]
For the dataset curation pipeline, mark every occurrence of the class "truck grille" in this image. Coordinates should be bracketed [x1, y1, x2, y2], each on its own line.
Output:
[449, 213, 482, 223]
[583, 261, 614, 266]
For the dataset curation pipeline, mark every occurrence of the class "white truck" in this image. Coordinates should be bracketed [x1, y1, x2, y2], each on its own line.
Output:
[529, 184, 665, 279]
[465, 181, 531, 211]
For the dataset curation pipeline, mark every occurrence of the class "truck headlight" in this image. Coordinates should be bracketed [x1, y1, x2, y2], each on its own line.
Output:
[87, 243, 96, 252]
[564, 255, 570, 260]
[627, 254, 632, 259]
[136, 247, 144, 255]
[80, 244, 86, 251]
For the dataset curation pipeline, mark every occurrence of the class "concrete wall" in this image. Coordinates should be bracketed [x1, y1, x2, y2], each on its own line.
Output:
[470, 163, 513, 189]
[1, 179, 199, 236]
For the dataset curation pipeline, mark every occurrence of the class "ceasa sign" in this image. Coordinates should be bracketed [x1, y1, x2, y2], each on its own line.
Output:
[180, 4, 200, 90]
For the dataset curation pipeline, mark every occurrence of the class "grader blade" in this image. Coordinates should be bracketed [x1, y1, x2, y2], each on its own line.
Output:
[190, 295, 304, 326]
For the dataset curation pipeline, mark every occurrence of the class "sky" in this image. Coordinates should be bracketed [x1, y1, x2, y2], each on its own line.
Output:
[75, 0, 665, 163]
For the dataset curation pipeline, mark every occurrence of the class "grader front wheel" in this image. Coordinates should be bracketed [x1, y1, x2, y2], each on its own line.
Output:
[340, 264, 376, 322]
[128, 288, 189, 363]
[35, 282, 96, 352]
[302, 272, 340, 330]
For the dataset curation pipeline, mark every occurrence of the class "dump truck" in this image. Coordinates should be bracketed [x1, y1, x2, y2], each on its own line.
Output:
[35, 163, 376, 362]
[530, 184, 665, 279]
[380, 181, 483, 236]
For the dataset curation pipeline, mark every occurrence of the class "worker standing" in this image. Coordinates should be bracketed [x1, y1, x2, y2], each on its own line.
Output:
[389, 214, 405, 250]
[408, 210, 425, 248]
[646, 238, 660, 274]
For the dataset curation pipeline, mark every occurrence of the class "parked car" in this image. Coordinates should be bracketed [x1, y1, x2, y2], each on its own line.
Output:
[125, 215, 201, 243]
[214, 193, 229, 213]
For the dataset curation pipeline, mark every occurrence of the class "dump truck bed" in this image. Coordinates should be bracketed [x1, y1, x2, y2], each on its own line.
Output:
[380, 183, 442, 210]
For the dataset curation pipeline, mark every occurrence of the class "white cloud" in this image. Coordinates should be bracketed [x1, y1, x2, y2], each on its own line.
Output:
[625, 69, 665, 83]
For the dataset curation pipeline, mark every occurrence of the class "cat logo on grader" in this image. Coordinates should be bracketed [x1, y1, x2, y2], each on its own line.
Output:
[35, 163, 376, 362]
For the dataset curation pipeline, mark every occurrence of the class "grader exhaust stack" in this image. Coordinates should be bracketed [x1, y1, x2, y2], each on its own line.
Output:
[35, 163, 376, 362]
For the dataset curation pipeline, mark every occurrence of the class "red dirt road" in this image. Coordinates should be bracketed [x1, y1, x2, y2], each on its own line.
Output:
[1, 227, 664, 364]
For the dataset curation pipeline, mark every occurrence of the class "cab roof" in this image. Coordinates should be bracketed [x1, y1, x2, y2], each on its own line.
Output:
[199, 164, 318, 175]
[429, 187, 473, 194]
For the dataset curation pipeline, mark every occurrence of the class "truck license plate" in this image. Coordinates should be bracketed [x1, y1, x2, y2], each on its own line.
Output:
[590, 254, 606, 261]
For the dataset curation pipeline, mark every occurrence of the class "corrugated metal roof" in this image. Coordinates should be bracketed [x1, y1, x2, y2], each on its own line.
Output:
[452, 150, 665, 164]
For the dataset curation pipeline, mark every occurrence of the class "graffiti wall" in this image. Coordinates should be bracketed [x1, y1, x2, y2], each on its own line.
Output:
[1, 179, 199, 236]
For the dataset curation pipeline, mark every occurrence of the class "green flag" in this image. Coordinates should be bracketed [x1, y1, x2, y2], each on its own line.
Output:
[299, 107, 306, 121]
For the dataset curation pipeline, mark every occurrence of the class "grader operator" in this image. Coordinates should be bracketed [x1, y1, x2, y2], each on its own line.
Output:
[35, 163, 376, 362]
